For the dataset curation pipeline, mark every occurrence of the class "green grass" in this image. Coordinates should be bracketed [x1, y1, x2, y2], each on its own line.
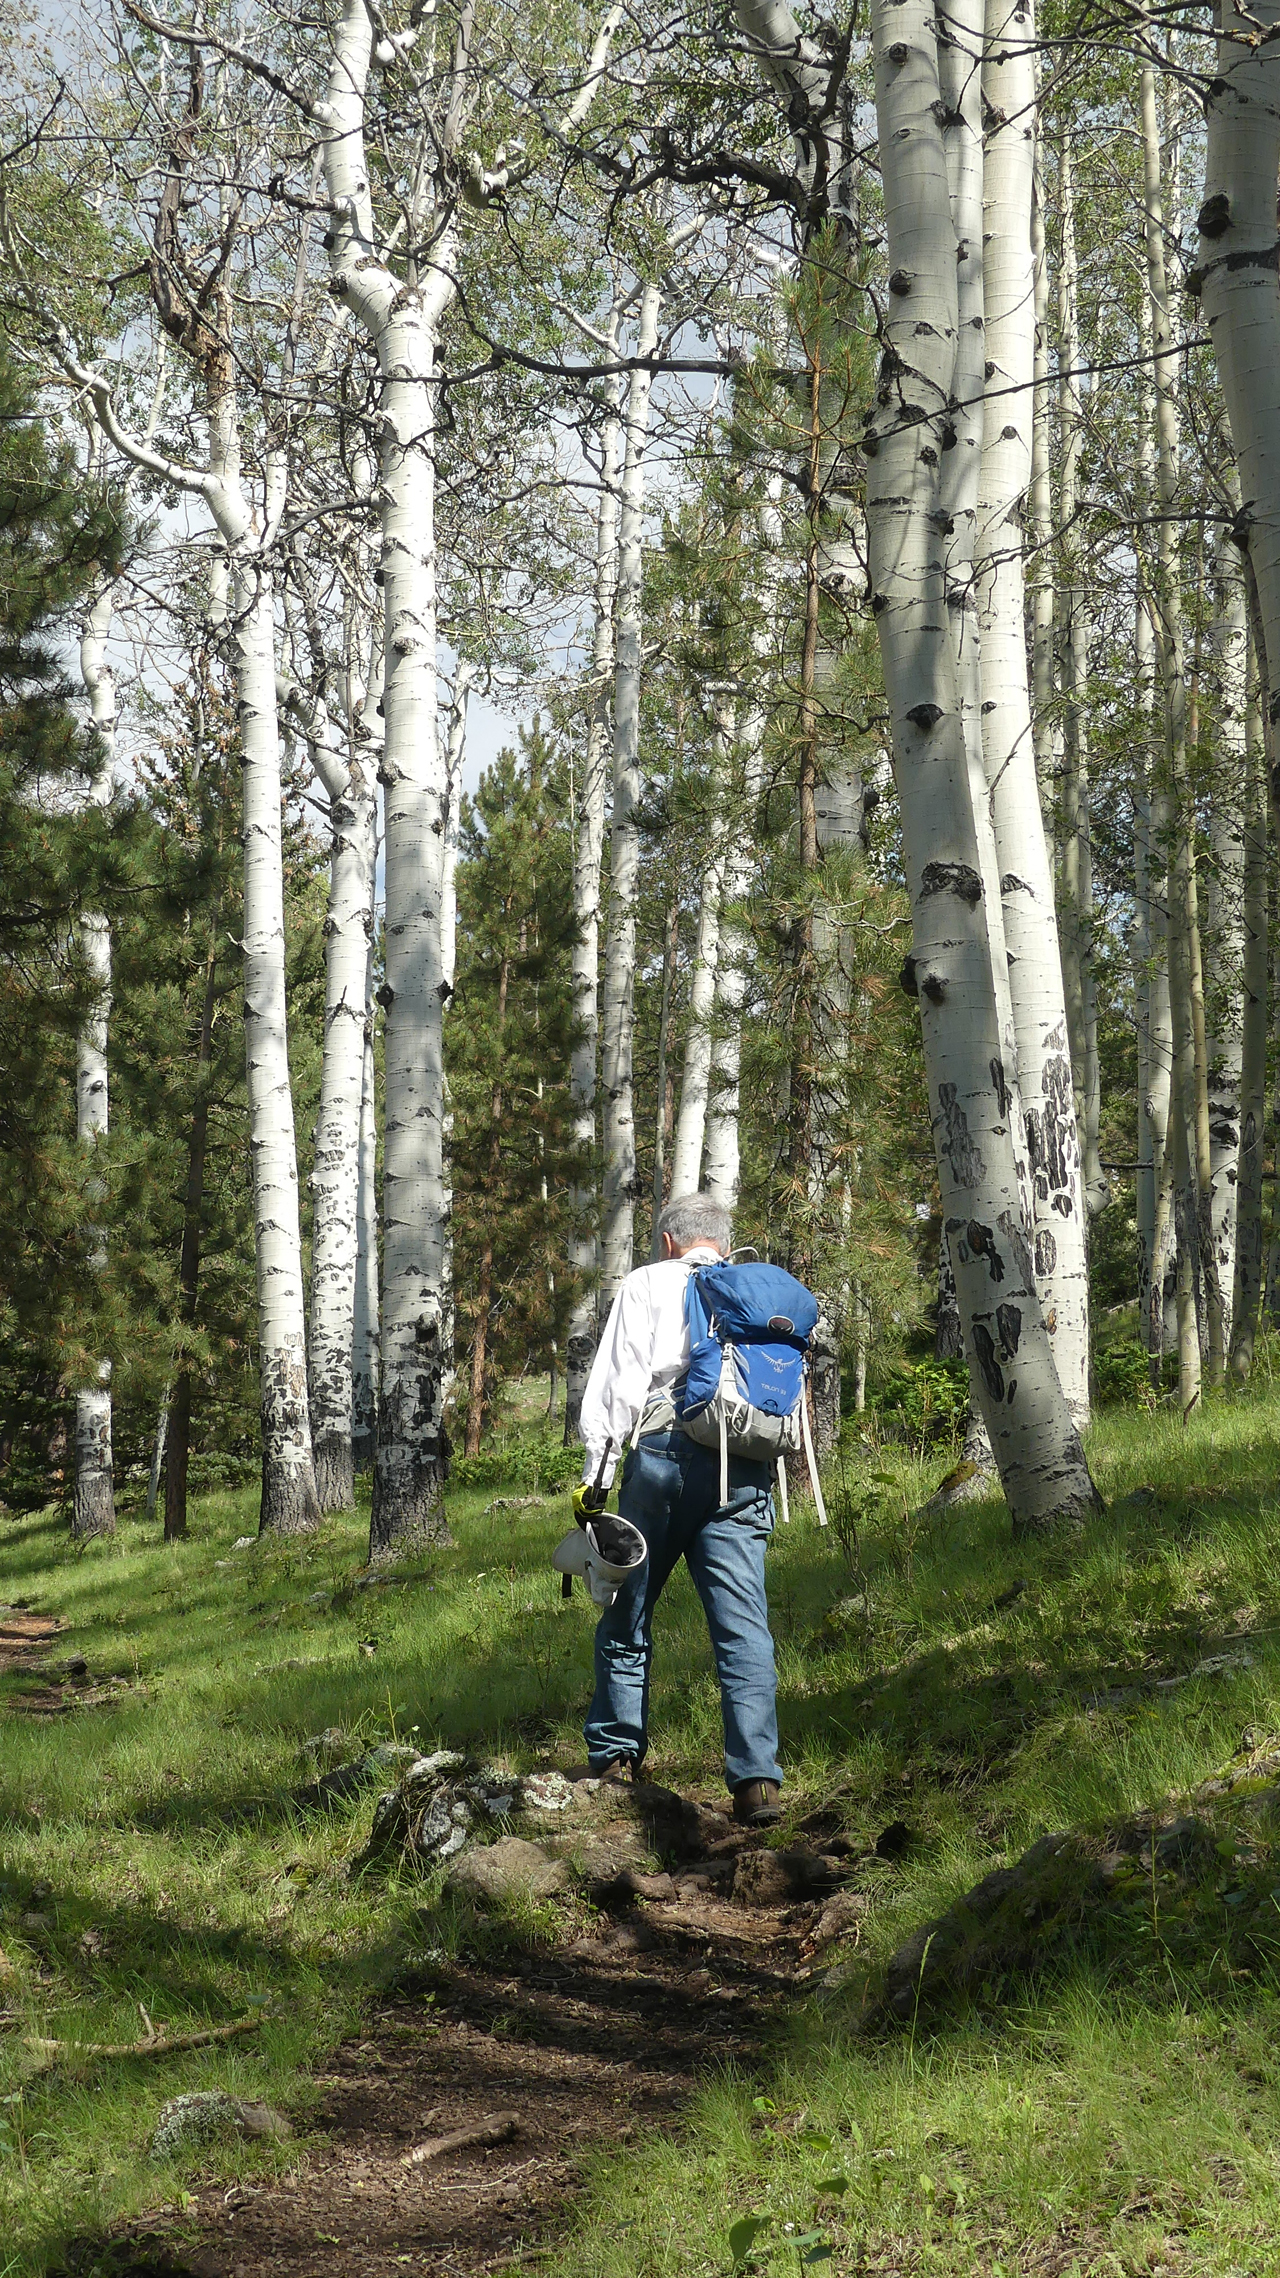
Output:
[3, 1378, 1280, 2273]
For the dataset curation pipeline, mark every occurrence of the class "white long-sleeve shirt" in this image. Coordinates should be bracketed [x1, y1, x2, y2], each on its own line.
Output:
[578, 1244, 723, 1488]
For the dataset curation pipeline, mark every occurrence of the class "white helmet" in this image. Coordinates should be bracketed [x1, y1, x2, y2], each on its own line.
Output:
[552, 1513, 648, 1609]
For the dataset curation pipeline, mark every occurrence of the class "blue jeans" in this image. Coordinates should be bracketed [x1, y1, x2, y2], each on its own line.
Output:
[584, 1429, 781, 1793]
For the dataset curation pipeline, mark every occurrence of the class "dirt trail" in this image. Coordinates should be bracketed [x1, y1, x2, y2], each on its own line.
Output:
[65, 1788, 864, 2278]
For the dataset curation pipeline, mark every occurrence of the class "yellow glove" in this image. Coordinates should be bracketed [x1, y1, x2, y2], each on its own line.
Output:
[572, 1481, 608, 1526]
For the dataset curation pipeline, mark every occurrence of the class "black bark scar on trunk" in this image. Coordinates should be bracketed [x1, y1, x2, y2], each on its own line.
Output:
[937, 1084, 985, 1188]
[971, 1323, 1005, 1401]
[920, 859, 982, 905]
[1025, 1052, 1075, 1204]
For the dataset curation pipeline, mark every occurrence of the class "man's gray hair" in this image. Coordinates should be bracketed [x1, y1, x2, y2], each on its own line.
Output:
[658, 1192, 732, 1254]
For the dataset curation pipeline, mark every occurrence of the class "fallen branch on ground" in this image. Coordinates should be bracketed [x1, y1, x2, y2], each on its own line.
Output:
[404, 2109, 521, 2165]
[16, 2011, 264, 2063]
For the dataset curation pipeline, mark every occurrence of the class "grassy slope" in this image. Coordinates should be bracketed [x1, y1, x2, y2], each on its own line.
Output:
[3, 1383, 1280, 2274]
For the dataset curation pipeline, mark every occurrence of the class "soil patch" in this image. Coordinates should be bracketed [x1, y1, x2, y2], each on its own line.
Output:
[0, 1608, 145, 1716]
[58, 1789, 864, 2278]
[0, 1608, 62, 1672]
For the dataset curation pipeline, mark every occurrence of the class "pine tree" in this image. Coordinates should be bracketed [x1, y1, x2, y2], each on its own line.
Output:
[448, 726, 582, 1451]
[0, 333, 130, 1499]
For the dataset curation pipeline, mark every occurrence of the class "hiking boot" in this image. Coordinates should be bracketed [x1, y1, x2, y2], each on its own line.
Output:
[595, 1757, 636, 1787]
[733, 1778, 782, 1828]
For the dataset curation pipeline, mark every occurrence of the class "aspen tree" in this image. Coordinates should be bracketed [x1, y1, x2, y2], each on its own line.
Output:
[315, 0, 467, 1551]
[705, 490, 784, 1208]
[868, 0, 1097, 1525]
[352, 973, 380, 1470]
[737, 0, 1098, 1525]
[1142, 56, 1217, 1402]
[1202, 0, 1280, 715]
[1054, 130, 1106, 1223]
[319, 0, 623, 1548]
[283, 678, 378, 1514]
[669, 695, 732, 1193]
[600, 277, 662, 1308]
[1230, 589, 1269, 1375]
[1198, 0, 1280, 1368]
[1028, 135, 1055, 828]
[565, 343, 622, 1436]
[978, 0, 1090, 1425]
[1133, 288, 1175, 1355]
[72, 579, 117, 1540]
[1205, 537, 1248, 1348]
[35, 331, 322, 1536]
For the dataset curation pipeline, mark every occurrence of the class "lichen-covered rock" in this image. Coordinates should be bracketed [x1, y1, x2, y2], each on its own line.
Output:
[299, 1726, 351, 1769]
[360, 1751, 520, 1867]
[151, 2090, 290, 2160]
[446, 1836, 571, 1904]
[518, 1770, 574, 1814]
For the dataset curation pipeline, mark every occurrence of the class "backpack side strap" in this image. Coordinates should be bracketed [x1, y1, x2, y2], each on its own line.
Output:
[799, 1387, 828, 1527]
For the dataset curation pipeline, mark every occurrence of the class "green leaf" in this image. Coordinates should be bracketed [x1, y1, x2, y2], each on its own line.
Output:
[729, 2214, 771, 2265]
[816, 2174, 849, 2196]
[799, 2250, 832, 2269]
[799, 2129, 833, 2149]
[752, 2096, 778, 2114]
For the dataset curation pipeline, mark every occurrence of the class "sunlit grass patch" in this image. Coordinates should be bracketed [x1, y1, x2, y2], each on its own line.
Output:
[2, 1376, 1280, 2270]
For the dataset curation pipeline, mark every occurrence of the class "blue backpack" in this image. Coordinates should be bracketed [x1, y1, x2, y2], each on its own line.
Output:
[678, 1260, 828, 1524]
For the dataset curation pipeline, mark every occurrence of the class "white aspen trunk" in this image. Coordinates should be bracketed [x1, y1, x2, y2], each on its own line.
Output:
[73, 582, 117, 1541]
[565, 353, 622, 1437]
[440, 658, 474, 1004]
[1202, 0, 1280, 723]
[1199, 0, 1280, 1367]
[196, 345, 321, 1537]
[1055, 133, 1107, 1220]
[352, 950, 380, 1470]
[320, 0, 461, 1556]
[299, 693, 379, 1514]
[1029, 134, 1055, 828]
[1138, 284, 1178, 1361]
[648, 897, 679, 1257]
[233, 549, 320, 1533]
[49, 297, 319, 1540]
[702, 767, 756, 1209]
[146, 1391, 170, 1526]
[1134, 284, 1162, 1347]
[940, 0, 1012, 1102]
[599, 281, 661, 1311]
[437, 657, 471, 1429]
[978, 0, 1091, 1428]
[705, 494, 783, 1207]
[862, 0, 1099, 1531]
[1231, 587, 1269, 1374]
[1206, 539, 1248, 1350]
[669, 698, 731, 1194]
[1142, 59, 1212, 1407]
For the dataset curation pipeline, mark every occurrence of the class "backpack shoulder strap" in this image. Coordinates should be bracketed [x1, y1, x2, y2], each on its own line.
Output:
[685, 1266, 713, 1343]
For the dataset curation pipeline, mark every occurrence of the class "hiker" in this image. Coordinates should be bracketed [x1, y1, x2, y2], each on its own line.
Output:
[574, 1191, 783, 1828]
